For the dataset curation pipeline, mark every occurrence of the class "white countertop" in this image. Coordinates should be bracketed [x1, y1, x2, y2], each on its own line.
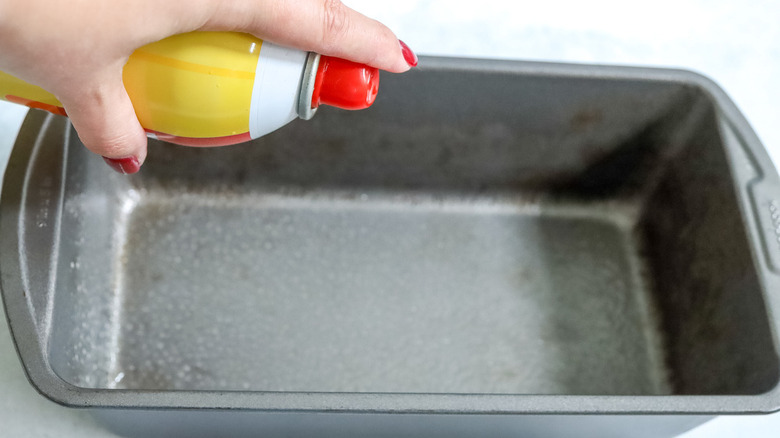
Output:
[2, 1, 779, 436]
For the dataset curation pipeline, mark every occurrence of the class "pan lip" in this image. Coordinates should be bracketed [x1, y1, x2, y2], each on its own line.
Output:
[3, 58, 780, 414]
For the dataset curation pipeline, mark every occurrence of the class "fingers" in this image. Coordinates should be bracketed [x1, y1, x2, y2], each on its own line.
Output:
[204, 0, 415, 73]
[56, 68, 147, 174]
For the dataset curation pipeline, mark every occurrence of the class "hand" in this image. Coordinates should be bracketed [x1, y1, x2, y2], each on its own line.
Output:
[0, 0, 416, 172]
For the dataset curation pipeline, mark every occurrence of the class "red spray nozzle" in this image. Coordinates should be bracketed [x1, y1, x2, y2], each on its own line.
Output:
[311, 56, 379, 110]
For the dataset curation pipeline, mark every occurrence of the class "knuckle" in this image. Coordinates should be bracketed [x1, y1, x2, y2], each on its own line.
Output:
[64, 82, 143, 157]
[320, 0, 350, 50]
[83, 130, 138, 158]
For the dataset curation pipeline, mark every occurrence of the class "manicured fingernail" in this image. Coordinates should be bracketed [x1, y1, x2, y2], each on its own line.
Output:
[102, 156, 140, 175]
[399, 40, 418, 67]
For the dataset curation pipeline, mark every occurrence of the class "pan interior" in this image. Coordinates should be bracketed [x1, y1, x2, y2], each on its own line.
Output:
[43, 69, 778, 395]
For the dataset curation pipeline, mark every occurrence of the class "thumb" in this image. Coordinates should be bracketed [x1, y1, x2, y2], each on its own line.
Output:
[57, 69, 147, 175]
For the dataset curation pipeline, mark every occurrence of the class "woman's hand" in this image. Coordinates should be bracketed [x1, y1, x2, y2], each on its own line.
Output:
[0, 0, 416, 172]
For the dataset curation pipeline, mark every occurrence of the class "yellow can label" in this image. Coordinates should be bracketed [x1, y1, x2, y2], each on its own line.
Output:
[124, 32, 260, 138]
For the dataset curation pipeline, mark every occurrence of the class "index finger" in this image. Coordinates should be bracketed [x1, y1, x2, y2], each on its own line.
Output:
[200, 0, 414, 73]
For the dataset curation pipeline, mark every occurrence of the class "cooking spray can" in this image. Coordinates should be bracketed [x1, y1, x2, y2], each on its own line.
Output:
[0, 31, 380, 146]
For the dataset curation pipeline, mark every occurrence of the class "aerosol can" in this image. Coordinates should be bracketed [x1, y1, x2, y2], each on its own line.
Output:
[0, 31, 380, 146]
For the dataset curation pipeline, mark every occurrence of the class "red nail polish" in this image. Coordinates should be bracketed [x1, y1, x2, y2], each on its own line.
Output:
[103, 156, 140, 175]
[399, 40, 418, 67]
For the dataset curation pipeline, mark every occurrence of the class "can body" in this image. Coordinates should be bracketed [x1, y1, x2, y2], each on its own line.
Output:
[0, 32, 308, 146]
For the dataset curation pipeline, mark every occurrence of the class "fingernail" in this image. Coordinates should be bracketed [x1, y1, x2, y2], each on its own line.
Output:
[102, 156, 140, 175]
[399, 40, 418, 67]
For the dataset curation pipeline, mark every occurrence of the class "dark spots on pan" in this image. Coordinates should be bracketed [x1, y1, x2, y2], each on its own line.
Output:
[570, 108, 604, 132]
[550, 121, 663, 197]
[436, 147, 453, 167]
[571, 144, 613, 176]
[323, 138, 347, 157]
[503, 169, 578, 191]
[510, 265, 534, 286]
[150, 271, 164, 284]
[233, 167, 248, 186]
[550, 318, 585, 344]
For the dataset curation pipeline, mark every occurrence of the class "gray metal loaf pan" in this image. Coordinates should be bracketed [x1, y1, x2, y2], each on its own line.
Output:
[3, 57, 780, 438]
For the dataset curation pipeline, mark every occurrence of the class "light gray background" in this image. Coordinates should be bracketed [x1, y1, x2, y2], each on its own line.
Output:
[1, 0, 779, 436]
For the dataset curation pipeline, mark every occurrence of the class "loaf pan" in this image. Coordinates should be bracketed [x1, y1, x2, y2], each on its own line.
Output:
[3, 57, 780, 437]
